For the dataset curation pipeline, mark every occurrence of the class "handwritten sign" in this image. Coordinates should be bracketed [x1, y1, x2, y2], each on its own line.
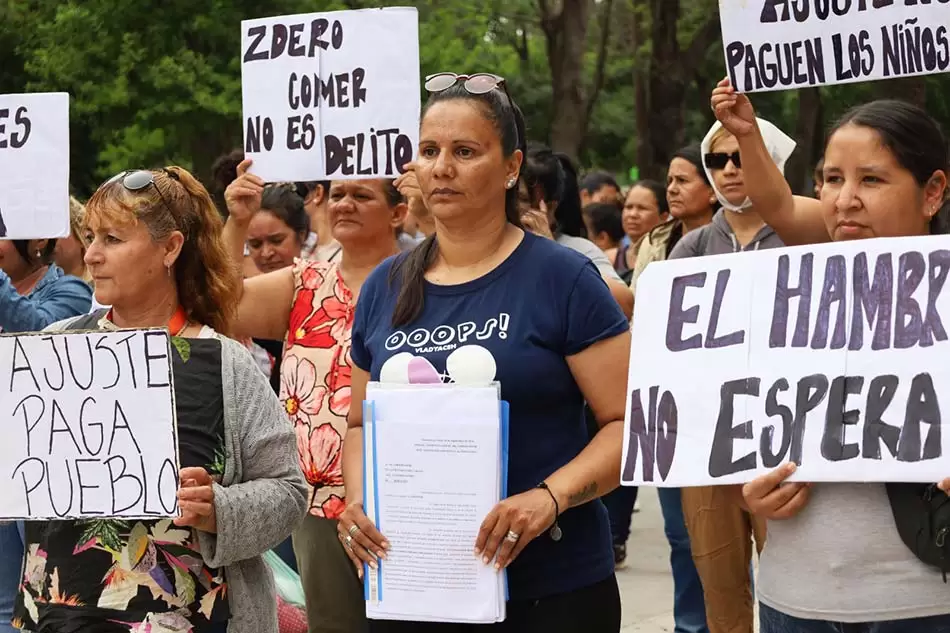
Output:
[622, 235, 950, 487]
[719, 0, 950, 93]
[240, 7, 420, 182]
[0, 330, 179, 520]
[0, 93, 70, 239]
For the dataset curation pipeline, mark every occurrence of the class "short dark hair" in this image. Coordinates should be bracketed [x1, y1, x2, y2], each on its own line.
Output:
[13, 239, 57, 266]
[294, 180, 332, 202]
[523, 142, 586, 238]
[579, 170, 619, 195]
[260, 186, 310, 241]
[389, 77, 527, 327]
[584, 202, 624, 243]
[210, 148, 244, 217]
[627, 179, 670, 215]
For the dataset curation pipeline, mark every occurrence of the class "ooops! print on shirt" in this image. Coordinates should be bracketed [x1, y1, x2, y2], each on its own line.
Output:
[379, 312, 510, 386]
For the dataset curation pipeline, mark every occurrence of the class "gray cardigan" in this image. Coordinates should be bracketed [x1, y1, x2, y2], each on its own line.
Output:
[45, 314, 309, 633]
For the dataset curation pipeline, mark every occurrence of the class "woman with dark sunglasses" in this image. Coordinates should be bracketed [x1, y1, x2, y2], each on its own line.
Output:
[337, 72, 628, 632]
[664, 120, 793, 633]
[12, 167, 308, 633]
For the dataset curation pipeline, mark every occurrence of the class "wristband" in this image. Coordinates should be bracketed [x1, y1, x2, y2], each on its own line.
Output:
[537, 481, 562, 542]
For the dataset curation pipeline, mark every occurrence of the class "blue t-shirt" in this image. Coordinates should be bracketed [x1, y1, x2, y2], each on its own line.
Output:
[351, 231, 629, 601]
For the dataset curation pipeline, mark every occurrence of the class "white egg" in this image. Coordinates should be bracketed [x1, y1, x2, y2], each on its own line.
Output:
[445, 345, 497, 385]
[379, 352, 415, 384]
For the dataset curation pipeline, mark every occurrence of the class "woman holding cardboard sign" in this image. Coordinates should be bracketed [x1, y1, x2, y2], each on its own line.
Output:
[12, 166, 308, 633]
[0, 221, 93, 633]
[712, 79, 950, 631]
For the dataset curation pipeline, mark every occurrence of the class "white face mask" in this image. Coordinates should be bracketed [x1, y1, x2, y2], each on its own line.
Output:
[701, 118, 797, 213]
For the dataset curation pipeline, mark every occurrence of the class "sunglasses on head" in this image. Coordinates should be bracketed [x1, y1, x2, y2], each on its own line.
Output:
[703, 151, 742, 170]
[102, 169, 178, 216]
[425, 72, 507, 95]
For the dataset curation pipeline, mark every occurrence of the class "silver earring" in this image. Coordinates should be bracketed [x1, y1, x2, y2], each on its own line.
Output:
[506, 178, 516, 189]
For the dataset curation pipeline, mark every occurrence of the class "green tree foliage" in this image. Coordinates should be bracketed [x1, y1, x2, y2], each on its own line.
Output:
[2, 0, 949, 196]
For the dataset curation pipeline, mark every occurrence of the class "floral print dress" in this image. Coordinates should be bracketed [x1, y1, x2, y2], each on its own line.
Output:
[280, 260, 354, 520]
[14, 336, 230, 633]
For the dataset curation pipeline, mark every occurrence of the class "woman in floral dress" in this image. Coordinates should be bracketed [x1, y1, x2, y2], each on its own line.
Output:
[223, 164, 406, 633]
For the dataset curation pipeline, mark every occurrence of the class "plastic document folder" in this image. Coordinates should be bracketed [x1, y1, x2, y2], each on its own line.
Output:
[363, 382, 509, 623]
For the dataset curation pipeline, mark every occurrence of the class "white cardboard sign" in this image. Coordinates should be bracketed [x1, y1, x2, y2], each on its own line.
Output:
[0, 330, 180, 520]
[240, 7, 421, 182]
[719, 0, 950, 93]
[0, 93, 70, 239]
[622, 235, 950, 487]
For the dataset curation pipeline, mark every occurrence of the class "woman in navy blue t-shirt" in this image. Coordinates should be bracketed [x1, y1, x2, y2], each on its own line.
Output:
[337, 73, 631, 632]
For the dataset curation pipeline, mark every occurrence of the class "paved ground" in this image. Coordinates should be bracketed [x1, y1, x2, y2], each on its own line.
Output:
[616, 488, 678, 632]
[617, 489, 759, 632]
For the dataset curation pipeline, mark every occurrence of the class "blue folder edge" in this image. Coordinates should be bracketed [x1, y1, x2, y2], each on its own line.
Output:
[499, 400, 510, 604]
[362, 400, 383, 602]
[362, 399, 512, 608]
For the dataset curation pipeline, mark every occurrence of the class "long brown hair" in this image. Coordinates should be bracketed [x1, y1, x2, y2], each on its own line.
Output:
[85, 167, 241, 335]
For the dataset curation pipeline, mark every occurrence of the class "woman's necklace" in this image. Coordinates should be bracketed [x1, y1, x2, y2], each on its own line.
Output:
[106, 305, 189, 336]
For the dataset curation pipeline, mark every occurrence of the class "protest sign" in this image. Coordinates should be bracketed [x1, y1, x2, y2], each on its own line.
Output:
[0, 329, 179, 520]
[719, 0, 950, 93]
[0, 92, 70, 239]
[240, 7, 420, 182]
[622, 235, 950, 487]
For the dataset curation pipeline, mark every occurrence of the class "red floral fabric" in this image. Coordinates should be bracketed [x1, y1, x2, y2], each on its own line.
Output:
[280, 260, 355, 519]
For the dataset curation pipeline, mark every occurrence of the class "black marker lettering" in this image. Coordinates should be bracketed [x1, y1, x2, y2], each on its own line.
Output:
[75, 458, 103, 516]
[821, 376, 863, 461]
[708, 378, 760, 477]
[41, 336, 65, 391]
[10, 337, 40, 393]
[49, 399, 82, 455]
[144, 332, 171, 388]
[108, 400, 142, 454]
[243, 25, 268, 62]
[862, 375, 900, 459]
[79, 397, 104, 456]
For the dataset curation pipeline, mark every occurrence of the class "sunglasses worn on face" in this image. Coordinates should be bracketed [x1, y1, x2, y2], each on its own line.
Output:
[102, 169, 178, 216]
[704, 151, 742, 170]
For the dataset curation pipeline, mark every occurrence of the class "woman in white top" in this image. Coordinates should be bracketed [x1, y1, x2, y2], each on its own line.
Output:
[712, 79, 950, 632]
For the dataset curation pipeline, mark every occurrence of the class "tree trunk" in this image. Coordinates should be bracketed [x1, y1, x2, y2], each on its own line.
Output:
[539, 0, 592, 162]
[633, 0, 720, 180]
[875, 77, 927, 107]
[785, 87, 823, 196]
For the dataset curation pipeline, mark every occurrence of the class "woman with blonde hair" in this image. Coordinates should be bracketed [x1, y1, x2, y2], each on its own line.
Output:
[13, 166, 307, 633]
[53, 196, 92, 282]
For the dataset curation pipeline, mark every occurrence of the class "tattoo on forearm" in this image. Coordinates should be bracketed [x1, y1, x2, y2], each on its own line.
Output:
[568, 482, 598, 507]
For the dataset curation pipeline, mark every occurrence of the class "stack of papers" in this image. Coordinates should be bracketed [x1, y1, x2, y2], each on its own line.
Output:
[362, 383, 509, 623]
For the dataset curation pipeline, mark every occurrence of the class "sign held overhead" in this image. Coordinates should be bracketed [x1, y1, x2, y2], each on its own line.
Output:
[240, 7, 421, 182]
[718, 0, 950, 93]
[0, 92, 70, 239]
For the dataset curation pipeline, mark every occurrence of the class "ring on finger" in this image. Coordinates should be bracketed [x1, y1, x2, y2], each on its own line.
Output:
[505, 530, 520, 543]
[345, 534, 354, 548]
[348, 524, 361, 536]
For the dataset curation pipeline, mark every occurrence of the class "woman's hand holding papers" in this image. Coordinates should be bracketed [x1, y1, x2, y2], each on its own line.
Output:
[338, 501, 390, 579]
[475, 487, 559, 571]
